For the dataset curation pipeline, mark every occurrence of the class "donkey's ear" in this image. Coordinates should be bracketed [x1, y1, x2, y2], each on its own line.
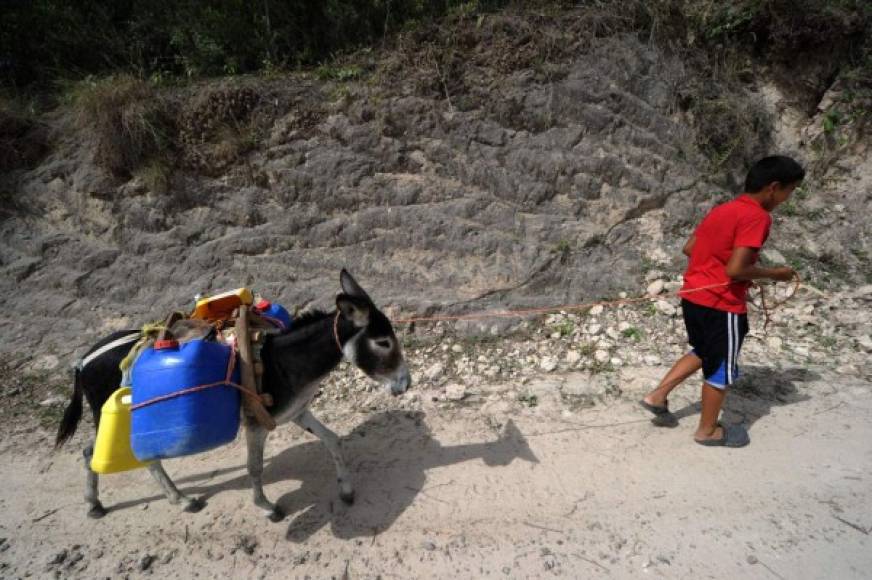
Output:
[340, 269, 371, 301]
[336, 294, 370, 328]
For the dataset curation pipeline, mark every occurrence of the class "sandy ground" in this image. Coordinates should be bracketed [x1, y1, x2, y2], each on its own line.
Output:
[1, 364, 871, 579]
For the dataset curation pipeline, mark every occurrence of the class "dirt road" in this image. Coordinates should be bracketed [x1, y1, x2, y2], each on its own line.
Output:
[1, 364, 870, 579]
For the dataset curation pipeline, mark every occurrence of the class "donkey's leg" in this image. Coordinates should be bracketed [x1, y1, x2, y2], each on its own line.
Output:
[147, 462, 204, 513]
[293, 409, 354, 504]
[244, 420, 283, 522]
[83, 444, 107, 518]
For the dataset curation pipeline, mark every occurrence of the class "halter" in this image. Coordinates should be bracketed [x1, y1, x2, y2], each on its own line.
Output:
[333, 311, 343, 355]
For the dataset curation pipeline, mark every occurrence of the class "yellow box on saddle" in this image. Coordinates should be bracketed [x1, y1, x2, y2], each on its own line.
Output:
[191, 288, 253, 322]
[91, 387, 151, 474]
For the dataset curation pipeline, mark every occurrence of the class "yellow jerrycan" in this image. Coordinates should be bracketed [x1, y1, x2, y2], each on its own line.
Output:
[191, 288, 253, 321]
[91, 387, 151, 474]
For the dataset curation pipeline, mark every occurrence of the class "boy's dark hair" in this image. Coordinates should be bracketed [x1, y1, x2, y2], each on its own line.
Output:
[745, 156, 806, 192]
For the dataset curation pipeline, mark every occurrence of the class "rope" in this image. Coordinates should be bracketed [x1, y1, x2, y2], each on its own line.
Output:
[129, 343, 270, 412]
[392, 276, 801, 325]
[748, 273, 802, 333]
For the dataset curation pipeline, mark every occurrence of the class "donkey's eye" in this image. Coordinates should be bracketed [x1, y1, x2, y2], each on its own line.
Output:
[374, 339, 392, 349]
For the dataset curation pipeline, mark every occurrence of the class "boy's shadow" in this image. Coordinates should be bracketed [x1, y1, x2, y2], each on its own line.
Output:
[671, 365, 817, 430]
[171, 410, 537, 542]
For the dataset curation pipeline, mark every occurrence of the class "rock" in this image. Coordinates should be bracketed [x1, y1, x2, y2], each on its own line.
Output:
[594, 350, 610, 363]
[643, 354, 661, 366]
[792, 345, 810, 357]
[39, 396, 65, 407]
[589, 305, 604, 316]
[646, 280, 665, 296]
[761, 249, 786, 264]
[424, 363, 445, 381]
[766, 337, 783, 352]
[451, 344, 463, 353]
[747, 555, 759, 565]
[565, 351, 582, 365]
[587, 323, 602, 336]
[618, 321, 631, 332]
[856, 335, 872, 353]
[539, 357, 558, 372]
[422, 540, 437, 551]
[654, 300, 675, 316]
[610, 357, 623, 367]
[138, 554, 155, 572]
[47, 550, 68, 566]
[444, 384, 467, 401]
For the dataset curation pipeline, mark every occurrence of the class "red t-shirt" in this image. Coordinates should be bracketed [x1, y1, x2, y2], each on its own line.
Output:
[681, 194, 771, 314]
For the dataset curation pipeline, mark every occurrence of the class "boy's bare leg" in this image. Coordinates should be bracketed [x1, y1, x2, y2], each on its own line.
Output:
[643, 352, 702, 407]
[695, 383, 726, 441]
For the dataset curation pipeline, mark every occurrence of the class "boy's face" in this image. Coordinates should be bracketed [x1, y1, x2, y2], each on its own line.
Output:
[763, 181, 799, 211]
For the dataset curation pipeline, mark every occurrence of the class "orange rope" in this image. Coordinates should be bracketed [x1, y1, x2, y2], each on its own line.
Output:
[392, 277, 800, 325]
[129, 344, 269, 411]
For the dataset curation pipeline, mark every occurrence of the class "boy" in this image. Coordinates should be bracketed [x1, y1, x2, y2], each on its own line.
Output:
[641, 156, 805, 447]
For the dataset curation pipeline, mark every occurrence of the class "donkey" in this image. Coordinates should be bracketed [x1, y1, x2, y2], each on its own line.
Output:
[55, 270, 412, 521]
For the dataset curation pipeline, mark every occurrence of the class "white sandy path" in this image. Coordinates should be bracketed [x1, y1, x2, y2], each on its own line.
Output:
[1, 364, 870, 579]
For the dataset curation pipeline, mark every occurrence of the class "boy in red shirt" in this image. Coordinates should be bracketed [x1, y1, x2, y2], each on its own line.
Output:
[641, 156, 805, 447]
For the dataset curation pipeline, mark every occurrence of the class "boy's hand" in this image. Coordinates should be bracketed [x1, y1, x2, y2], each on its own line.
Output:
[770, 266, 796, 282]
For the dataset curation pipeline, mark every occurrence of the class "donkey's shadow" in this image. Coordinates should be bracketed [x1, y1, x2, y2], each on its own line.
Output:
[175, 410, 537, 542]
[671, 365, 817, 430]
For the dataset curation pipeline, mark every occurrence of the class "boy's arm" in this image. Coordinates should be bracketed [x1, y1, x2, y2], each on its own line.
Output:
[726, 247, 795, 281]
[682, 235, 696, 257]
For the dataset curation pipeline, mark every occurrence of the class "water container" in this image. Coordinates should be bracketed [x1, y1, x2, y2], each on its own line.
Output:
[253, 299, 292, 332]
[191, 287, 253, 321]
[131, 339, 241, 461]
[91, 387, 151, 474]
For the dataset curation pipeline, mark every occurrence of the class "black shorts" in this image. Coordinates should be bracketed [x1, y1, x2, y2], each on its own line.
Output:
[681, 299, 749, 389]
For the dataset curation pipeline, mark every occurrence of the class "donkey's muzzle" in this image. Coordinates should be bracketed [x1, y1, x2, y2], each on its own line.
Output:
[390, 366, 412, 396]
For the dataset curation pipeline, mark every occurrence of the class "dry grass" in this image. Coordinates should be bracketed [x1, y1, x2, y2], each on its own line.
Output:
[71, 75, 175, 177]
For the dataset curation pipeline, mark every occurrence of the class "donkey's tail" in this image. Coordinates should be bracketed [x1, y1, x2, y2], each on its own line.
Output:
[55, 366, 84, 448]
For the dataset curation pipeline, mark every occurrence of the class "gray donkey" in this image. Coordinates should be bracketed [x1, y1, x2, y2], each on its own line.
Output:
[55, 270, 412, 522]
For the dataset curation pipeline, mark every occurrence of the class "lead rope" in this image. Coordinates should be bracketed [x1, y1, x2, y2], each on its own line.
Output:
[748, 273, 802, 334]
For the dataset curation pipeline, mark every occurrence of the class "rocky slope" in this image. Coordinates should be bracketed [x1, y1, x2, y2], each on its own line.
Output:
[0, 8, 869, 404]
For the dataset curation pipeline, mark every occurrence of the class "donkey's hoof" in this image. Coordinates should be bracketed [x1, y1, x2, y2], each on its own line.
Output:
[340, 489, 355, 505]
[87, 503, 107, 519]
[183, 497, 205, 513]
[267, 507, 285, 523]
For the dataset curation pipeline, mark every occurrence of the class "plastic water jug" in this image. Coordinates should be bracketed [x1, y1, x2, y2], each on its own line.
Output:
[91, 387, 151, 474]
[191, 287, 253, 321]
[131, 338, 241, 461]
[253, 299, 292, 331]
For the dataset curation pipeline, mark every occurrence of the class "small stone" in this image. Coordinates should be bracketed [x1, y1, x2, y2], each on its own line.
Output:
[610, 357, 623, 367]
[767, 337, 783, 351]
[540, 357, 558, 372]
[654, 300, 675, 316]
[589, 305, 604, 316]
[138, 554, 154, 572]
[424, 363, 444, 381]
[643, 354, 661, 366]
[856, 335, 872, 353]
[747, 555, 759, 565]
[451, 344, 463, 353]
[422, 540, 437, 551]
[594, 350, 610, 363]
[444, 384, 466, 401]
[47, 550, 68, 566]
[646, 280, 665, 296]
[39, 396, 64, 407]
[587, 323, 602, 336]
[565, 351, 582, 365]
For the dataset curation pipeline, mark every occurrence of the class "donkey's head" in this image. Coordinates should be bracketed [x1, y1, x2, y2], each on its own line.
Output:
[336, 269, 411, 395]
